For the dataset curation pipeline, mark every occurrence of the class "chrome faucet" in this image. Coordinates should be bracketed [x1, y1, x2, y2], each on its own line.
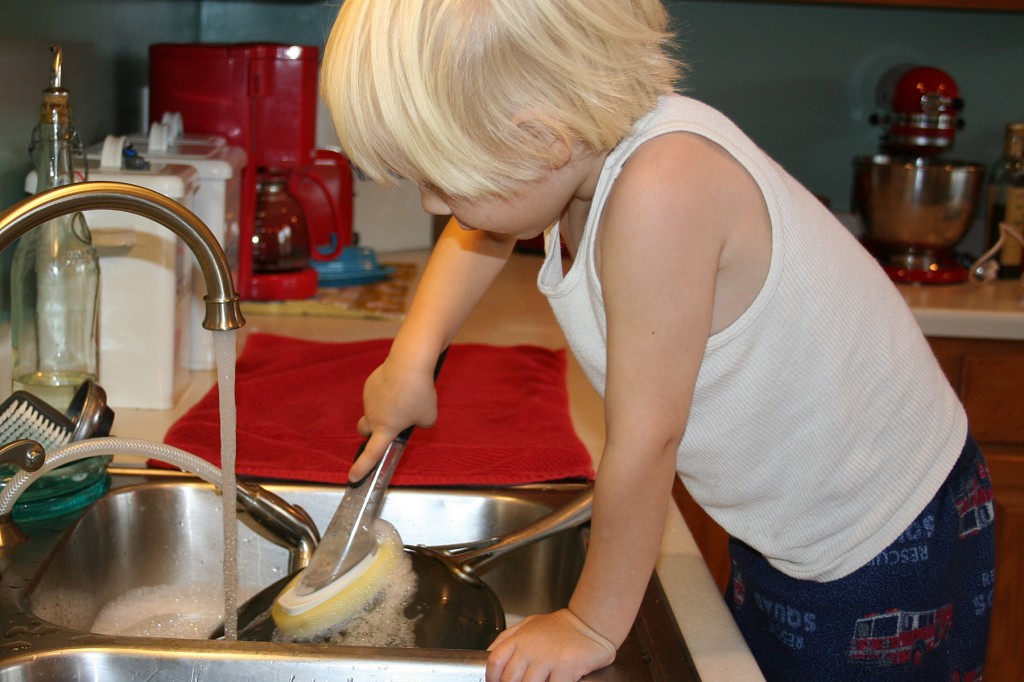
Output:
[0, 181, 245, 332]
[0, 180, 247, 548]
[0, 183, 318, 558]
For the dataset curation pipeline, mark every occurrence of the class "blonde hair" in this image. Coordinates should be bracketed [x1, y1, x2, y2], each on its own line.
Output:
[322, 0, 682, 199]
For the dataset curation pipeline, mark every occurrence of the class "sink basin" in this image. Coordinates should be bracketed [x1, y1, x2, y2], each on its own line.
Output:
[0, 471, 696, 680]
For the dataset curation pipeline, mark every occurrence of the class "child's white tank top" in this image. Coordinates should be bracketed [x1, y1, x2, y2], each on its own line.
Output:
[538, 94, 967, 581]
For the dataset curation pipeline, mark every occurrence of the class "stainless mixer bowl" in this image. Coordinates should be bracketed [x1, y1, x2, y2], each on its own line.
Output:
[853, 154, 984, 249]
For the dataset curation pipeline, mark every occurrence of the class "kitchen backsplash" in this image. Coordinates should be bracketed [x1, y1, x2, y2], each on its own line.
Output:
[1, 1, 1023, 250]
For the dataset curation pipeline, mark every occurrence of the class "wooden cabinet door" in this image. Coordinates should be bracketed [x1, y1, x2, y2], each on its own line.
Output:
[673, 477, 730, 592]
[984, 454, 1024, 682]
[928, 336, 1024, 682]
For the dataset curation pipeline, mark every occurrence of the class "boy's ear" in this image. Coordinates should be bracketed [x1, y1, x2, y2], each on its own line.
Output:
[544, 132, 574, 169]
[514, 115, 574, 169]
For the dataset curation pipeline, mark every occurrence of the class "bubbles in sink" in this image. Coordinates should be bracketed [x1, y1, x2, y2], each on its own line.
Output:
[90, 583, 224, 639]
[323, 551, 420, 647]
[271, 545, 420, 647]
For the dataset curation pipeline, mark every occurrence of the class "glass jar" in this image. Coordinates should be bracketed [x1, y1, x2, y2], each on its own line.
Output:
[985, 122, 1024, 280]
[252, 172, 310, 273]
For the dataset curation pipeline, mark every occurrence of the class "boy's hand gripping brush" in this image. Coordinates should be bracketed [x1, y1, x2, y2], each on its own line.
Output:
[271, 350, 446, 640]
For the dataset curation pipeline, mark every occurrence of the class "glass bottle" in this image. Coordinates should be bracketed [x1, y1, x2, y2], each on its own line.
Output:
[984, 122, 1024, 280]
[10, 46, 99, 411]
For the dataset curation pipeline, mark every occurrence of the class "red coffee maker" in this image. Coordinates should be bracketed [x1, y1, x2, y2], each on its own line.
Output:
[148, 43, 353, 300]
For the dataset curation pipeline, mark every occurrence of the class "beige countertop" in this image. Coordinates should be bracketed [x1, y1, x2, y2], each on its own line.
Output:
[898, 279, 1024, 341]
[112, 252, 1024, 681]
[108, 253, 1021, 681]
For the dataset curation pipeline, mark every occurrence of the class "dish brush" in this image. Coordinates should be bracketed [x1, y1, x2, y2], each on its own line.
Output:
[272, 349, 447, 641]
[0, 391, 75, 454]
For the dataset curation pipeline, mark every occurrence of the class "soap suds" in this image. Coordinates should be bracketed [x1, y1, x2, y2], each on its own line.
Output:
[91, 583, 223, 639]
[273, 520, 420, 646]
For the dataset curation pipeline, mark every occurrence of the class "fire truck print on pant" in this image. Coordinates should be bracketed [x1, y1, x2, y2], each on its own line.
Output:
[848, 604, 953, 667]
[955, 460, 994, 538]
[725, 433, 995, 681]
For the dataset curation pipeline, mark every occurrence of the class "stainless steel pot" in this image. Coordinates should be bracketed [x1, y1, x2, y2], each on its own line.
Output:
[853, 154, 984, 249]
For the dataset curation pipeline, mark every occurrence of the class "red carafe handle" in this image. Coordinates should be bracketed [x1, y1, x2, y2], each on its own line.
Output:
[287, 149, 354, 261]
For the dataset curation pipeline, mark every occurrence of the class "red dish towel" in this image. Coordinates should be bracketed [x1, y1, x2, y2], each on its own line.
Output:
[160, 334, 595, 486]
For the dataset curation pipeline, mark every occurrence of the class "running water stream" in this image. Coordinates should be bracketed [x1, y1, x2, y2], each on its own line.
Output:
[215, 331, 239, 640]
[0, 329, 244, 639]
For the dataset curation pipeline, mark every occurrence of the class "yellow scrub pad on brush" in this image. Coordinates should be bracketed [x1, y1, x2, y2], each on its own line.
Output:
[272, 520, 407, 641]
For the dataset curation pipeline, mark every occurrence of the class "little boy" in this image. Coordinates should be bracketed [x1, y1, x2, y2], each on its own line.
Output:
[321, 1, 994, 680]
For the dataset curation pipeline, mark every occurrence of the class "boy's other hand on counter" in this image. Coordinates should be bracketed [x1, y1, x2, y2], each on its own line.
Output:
[486, 608, 616, 682]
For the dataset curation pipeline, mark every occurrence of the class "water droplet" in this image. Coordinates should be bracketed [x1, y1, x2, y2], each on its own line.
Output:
[0, 640, 32, 652]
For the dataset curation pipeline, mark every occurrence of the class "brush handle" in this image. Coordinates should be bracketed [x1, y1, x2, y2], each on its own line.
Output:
[293, 348, 447, 596]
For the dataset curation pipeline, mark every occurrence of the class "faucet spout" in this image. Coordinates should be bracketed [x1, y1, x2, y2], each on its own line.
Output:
[0, 181, 245, 332]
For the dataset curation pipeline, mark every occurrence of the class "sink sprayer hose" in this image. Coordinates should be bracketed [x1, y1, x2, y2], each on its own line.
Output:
[0, 437, 225, 516]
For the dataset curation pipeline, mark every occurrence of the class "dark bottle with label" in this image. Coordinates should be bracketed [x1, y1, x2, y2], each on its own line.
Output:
[985, 122, 1024, 280]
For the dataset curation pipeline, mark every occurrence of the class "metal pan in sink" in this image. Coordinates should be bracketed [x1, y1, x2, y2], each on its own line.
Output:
[226, 487, 593, 648]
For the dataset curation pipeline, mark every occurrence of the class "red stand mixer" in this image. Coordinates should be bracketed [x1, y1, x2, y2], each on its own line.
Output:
[854, 65, 984, 284]
[148, 43, 354, 300]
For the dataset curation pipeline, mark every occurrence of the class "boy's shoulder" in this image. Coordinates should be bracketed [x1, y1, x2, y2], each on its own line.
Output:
[614, 129, 747, 204]
[607, 94, 764, 216]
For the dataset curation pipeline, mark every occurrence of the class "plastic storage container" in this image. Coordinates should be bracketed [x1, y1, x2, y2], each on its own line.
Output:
[116, 131, 245, 369]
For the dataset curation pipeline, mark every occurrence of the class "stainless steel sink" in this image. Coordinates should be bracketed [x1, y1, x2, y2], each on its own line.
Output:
[0, 471, 695, 680]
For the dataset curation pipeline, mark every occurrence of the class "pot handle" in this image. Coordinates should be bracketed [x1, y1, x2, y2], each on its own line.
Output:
[444, 486, 594, 576]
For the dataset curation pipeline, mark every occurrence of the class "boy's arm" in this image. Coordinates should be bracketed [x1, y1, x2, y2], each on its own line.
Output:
[567, 137, 729, 648]
[487, 133, 760, 680]
[351, 216, 517, 481]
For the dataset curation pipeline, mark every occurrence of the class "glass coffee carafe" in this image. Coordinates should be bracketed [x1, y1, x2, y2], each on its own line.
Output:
[252, 171, 310, 273]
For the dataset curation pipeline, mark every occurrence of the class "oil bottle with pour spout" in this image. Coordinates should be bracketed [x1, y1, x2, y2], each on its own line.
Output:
[10, 45, 99, 411]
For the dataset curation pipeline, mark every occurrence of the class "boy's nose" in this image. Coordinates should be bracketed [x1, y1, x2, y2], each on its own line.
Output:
[420, 189, 452, 216]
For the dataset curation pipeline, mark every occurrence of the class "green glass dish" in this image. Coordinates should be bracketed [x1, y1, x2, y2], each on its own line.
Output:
[1, 455, 112, 522]
[12, 471, 111, 524]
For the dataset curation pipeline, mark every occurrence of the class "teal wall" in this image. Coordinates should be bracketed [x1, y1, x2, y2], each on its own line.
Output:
[0, 0, 201, 307]
[673, 1, 1024, 214]
[0, 0, 201, 210]
[1, 0, 1022, 230]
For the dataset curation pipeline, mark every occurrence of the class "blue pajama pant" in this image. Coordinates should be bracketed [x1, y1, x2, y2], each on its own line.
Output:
[726, 432, 994, 681]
